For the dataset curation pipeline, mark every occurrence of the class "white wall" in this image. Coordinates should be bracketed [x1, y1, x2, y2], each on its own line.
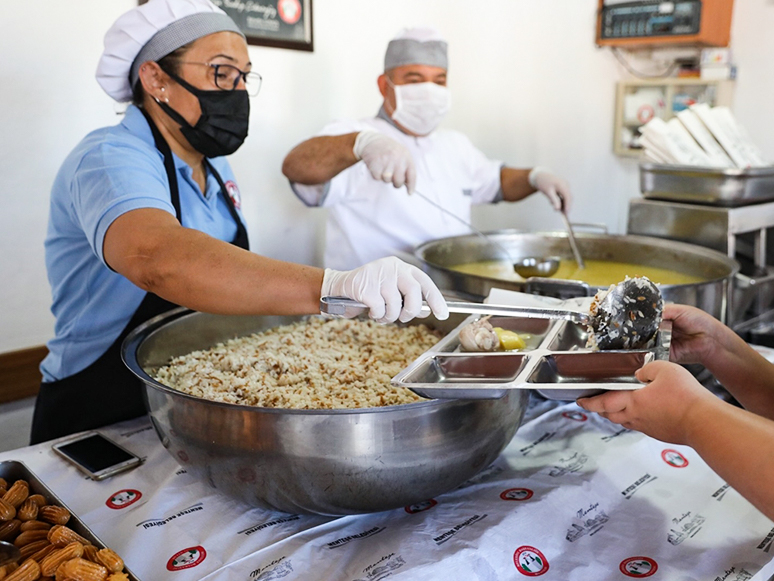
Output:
[0, 0, 771, 354]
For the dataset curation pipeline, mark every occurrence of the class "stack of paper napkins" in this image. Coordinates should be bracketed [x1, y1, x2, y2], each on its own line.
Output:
[640, 104, 769, 169]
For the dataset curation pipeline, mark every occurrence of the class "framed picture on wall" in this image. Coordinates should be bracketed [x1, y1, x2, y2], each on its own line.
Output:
[139, 0, 313, 52]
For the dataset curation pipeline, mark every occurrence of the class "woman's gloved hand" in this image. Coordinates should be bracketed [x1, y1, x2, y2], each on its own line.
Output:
[321, 256, 449, 323]
[528, 167, 572, 213]
[353, 130, 417, 194]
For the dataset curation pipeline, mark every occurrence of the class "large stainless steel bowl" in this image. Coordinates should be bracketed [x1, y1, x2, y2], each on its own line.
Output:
[415, 230, 740, 323]
[122, 309, 529, 516]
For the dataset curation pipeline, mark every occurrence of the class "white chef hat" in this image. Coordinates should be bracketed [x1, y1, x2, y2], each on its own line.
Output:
[96, 0, 244, 102]
[384, 26, 448, 72]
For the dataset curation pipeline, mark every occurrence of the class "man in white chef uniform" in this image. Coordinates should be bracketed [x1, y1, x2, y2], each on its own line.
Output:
[282, 27, 573, 271]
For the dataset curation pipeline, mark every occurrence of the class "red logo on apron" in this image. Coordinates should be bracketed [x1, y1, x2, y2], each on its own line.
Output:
[514, 546, 549, 576]
[105, 489, 142, 510]
[661, 449, 689, 468]
[278, 0, 302, 24]
[562, 411, 588, 422]
[620, 556, 658, 577]
[167, 546, 207, 571]
[225, 180, 241, 209]
[405, 499, 437, 514]
[500, 488, 534, 502]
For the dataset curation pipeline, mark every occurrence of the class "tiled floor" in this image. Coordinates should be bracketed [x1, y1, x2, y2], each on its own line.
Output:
[0, 397, 35, 452]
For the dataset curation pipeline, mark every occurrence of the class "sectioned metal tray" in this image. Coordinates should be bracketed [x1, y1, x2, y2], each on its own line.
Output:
[392, 315, 672, 401]
[0, 461, 141, 581]
[640, 163, 774, 206]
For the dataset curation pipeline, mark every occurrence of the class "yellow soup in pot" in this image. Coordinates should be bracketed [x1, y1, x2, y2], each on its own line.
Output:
[450, 259, 706, 286]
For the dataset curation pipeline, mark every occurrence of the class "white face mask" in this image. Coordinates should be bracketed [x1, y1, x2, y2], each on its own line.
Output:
[389, 81, 451, 136]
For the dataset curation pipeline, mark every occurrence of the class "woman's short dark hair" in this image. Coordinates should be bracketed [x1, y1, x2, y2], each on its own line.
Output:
[131, 43, 192, 107]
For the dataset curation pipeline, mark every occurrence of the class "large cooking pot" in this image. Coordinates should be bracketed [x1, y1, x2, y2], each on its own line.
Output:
[122, 308, 529, 516]
[415, 230, 740, 323]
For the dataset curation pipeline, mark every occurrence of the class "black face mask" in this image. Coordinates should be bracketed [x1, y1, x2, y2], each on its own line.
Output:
[157, 72, 249, 158]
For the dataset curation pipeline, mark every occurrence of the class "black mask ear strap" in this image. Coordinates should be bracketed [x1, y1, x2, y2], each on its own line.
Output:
[156, 99, 196, 132]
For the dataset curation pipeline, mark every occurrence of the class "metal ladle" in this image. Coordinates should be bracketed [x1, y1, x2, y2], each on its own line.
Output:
[557, 193, 585, 270]
[321, 277, 663, 350]
[0, 541, 20, 567]
[412, 190, 555, 277]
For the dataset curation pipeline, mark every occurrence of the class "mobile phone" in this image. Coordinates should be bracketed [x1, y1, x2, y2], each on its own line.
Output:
[52, 432, 143, 481]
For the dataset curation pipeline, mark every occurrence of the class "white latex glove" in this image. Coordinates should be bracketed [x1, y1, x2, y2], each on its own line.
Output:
[353, 130, 417, 194]
[528, 167, 572, 213]
[321, 256, 449, 323]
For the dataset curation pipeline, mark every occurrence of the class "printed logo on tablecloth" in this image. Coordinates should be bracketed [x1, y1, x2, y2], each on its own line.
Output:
[619, 556, 658, 577]
[548, 451, 588, 477]
[352, 554, 405, 581]
[513, 546, 549, 576]
[252, 559, 294, 580]
[224, 180, 242, 209]
[621, 473, 657, 499]
[105, 489, 142, 510]
[566, 503, 609, 542]
[405, 499, 437, 514]
[433, 514, 487, 545]
[501, 488, 534, 501]
[278, 0, 302, 24]
[166, 546, 206, 571]
[667, 511, 705, 546]
[712, 483, 730, 502]
[757, 527, 774, 552]
[661, 449, 689, 468]
[562, 411, 587, 422]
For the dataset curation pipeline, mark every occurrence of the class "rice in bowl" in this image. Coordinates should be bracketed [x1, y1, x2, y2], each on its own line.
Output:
[152, 317, 441, 409]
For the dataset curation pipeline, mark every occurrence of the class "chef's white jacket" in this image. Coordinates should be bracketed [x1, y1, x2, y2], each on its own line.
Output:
[291, 110, 503, 270]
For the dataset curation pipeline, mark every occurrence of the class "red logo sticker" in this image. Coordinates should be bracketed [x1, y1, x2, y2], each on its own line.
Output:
[661, 449, 689, 468]
[278, 0, 302, 24]
[562, 411, 588, 422]
[514, 546, 549, 576]
[167, 546, 207, 571]
[500, 488, 534, 502]
[620, 556, 658, 577]
[405, 499, 437, 514]
[224, 180, 241, 209]
[177, 450, 189, 463]
[105, 489, 142, 510]
[637, 104, 655, 124]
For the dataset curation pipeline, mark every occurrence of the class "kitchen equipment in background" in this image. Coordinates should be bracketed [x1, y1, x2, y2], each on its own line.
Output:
[639, 164, 774, 206]
[122, 309, 529, 515]
[414, 230, 737, 321]
[596, 0, 734, 48]
[513, 256, 560, 278]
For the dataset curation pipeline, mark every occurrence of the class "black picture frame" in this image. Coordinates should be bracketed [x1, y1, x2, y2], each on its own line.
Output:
[139, 0, 313, 52]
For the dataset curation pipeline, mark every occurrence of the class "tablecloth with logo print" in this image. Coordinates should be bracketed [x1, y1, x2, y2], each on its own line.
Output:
[2, 390, 773, 581]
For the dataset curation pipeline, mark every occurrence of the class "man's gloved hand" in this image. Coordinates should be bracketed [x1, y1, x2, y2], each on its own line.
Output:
[321, 256, 449, 323]
[353, 130, 417, 194]
[528, 167, 572, 213]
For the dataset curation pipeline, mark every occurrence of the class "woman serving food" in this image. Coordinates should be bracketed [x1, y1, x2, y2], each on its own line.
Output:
[33, 0, 448, 444]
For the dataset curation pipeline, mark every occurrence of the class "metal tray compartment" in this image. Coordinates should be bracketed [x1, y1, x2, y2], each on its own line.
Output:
[0, 460, 141, 581]
[640, 163, 774, 207]
[393, 316, 672, 401]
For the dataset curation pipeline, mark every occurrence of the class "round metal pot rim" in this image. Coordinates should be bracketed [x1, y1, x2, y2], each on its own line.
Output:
[414, 229, 740, 288]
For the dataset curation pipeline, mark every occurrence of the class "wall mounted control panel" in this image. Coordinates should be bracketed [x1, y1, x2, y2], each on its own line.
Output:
[600, 1, 702, 40]
[596, 0, 734, 48]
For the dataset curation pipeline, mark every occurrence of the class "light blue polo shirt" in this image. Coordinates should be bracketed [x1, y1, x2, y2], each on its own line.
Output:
[41, 105, 246, 382]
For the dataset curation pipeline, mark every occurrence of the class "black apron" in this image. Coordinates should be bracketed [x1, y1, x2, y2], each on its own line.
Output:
[30, 112, 249, 444]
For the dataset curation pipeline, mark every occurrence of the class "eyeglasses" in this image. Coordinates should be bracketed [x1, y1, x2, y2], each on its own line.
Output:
[178, 62, 263, 97]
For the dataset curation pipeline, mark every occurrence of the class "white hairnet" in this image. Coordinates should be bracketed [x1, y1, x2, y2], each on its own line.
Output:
[96, 0, 243, 102]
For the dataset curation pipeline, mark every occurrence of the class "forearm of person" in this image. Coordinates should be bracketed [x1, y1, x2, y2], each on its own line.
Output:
[500, 167, 535, 202]
[105, 209, 323, 316]
[686, 397, 774, 520]
[281, 133, 359, 184]
[704, 335, 774, 417]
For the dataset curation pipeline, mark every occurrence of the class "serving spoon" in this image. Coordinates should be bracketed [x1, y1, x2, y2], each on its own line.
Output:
[0, 541, 20, 567]
[321, 277, 663, 350]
